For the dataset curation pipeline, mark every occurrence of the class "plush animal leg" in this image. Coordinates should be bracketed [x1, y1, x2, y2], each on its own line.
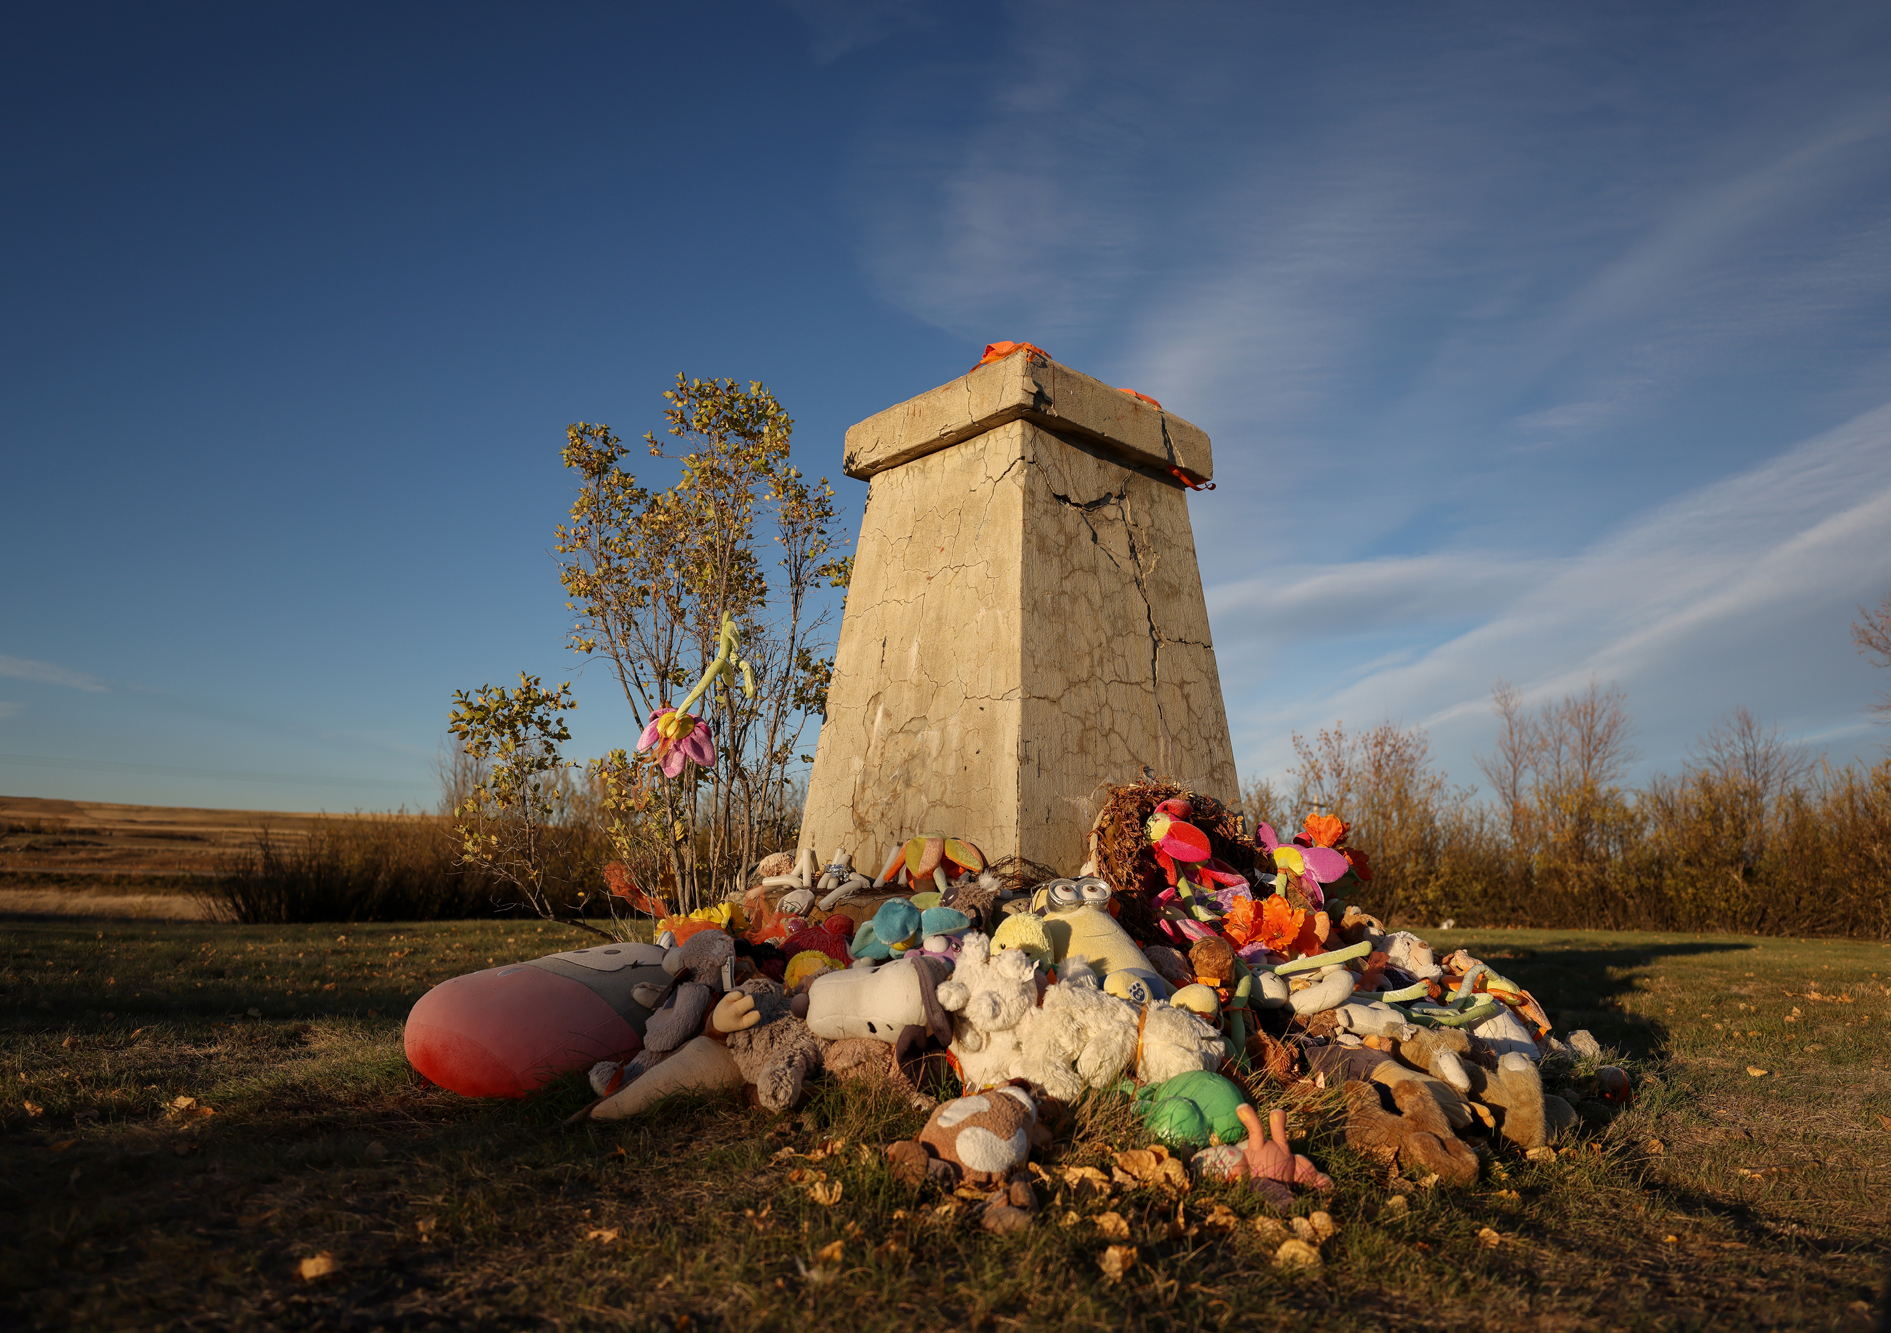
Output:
[754, 1051, 812, 1112]
[1396, 1027, 1474, 1095]
[1543, 1093, 1580, 1139]
[1341, 1080, 1477, 1187]
[588, 1036, 742, 1119]
[1369, 1061, 1473, 1130]
[1387, 1082, 1480, 1185]
[1476, 1052, 1548, 1149]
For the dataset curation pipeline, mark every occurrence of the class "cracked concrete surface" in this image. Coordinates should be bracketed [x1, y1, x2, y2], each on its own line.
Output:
[803, 368, 1237, 874]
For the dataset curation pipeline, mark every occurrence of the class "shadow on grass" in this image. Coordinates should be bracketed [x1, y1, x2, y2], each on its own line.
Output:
[1443, 936, 1760, 1057]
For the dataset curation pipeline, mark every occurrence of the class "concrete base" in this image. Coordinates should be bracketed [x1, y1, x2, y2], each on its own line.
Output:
[799, 351, 1238, 874]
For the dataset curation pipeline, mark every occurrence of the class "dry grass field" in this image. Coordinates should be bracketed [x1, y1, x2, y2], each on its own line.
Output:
[2, 916, 1888, 1332]
[0, 795, 333, 921]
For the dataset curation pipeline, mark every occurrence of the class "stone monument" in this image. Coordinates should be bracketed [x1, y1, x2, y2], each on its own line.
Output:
[798, 347, 1239, 874]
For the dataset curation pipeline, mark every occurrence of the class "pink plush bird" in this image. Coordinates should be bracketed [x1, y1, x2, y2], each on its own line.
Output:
[1145, 799, 1246, 891]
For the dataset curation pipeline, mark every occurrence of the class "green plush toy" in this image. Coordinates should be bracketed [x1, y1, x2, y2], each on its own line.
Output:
[1131, 1069, 1250, 1148]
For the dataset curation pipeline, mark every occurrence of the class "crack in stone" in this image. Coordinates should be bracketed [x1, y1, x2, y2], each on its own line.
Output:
[1042, 474, 1174, 775]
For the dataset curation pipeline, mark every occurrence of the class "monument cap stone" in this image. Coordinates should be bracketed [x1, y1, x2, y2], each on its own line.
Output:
[843, 349, 1213, 484]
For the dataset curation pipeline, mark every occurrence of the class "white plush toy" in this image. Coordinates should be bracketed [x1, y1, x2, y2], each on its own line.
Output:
[936, 931, 1038, 1090]
[1131, 999, 1226, 1084]
[1014, 959, 1140, 1101]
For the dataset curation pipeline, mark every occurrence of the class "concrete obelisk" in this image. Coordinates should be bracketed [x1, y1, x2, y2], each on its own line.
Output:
[798, 347, 1238, 874]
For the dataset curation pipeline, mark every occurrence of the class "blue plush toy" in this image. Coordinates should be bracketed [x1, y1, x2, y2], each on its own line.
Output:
[851, 899, 923, 960]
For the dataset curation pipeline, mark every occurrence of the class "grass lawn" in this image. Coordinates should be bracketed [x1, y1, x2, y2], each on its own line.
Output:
[2, 917, 1888, 1331]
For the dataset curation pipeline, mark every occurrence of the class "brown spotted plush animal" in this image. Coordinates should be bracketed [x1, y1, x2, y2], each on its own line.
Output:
[886, 1085, 1039, 1187]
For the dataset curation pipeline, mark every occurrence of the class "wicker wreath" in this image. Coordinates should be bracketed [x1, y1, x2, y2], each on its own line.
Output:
[1087, 779, 1257, 945]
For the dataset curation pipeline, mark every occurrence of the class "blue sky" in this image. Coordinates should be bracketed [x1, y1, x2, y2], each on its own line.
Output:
[3, 1, 1889, 814]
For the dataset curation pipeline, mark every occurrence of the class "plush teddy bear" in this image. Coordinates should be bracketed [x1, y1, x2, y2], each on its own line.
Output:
[1014, 959, 1140, 1101]
[1462, 1050, 1580, 1149]
[937, 931, 1039, 1091]
[1142, 944, 1196, 993]
[1132, 998, 1227, 1085]
[712, 979, 825, 1112]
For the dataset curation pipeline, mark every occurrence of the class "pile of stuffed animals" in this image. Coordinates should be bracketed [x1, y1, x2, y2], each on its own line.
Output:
[403, 790, 1629, 1234]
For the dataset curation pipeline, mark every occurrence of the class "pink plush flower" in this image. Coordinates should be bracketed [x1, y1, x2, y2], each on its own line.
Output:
[636, 707, 716, 778]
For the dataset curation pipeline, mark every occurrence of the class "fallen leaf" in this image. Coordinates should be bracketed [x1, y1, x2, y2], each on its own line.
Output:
[1253, 1216, 1292, 1245]
[1746, 1067, 1769, 1077]
[1201, 1203, 1239, 1233]
[1477, 1227, 1502, 1248]
[815, 1240, 844, 1263]
[1098, 1244, 1138, 1281]
[298, 1252, 339, 1280]
[1095, 1211, 1130, 1240]
[170, 1096, 197, 1111]
[1661, 1234, 1679, 1244]
[1274, 1238, 1322, 1270]
[1380, 1195, 1409, 1219]
[1526, 1145, 1557, 1163]
[1307, 1211, 1337, 1242]
[1642, 1139, 1665, 1156]
[586, 1228, 619, 1243]
[22, 1100, 42, 1118]
[1878, 1115, 1891, 1133]
[47, 1139, 77, 1154]
[808, 1180, 843, 1206]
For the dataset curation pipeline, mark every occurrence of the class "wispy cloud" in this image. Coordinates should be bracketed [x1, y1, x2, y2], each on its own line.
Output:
[0, 655, 108, 693]
[779, 0, 937, 64]
[1221, 401, 1891, 781]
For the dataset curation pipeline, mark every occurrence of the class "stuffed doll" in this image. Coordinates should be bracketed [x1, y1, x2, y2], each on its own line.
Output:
[989, 911, 1056, 971]
[1033, 877, 1167, 1003]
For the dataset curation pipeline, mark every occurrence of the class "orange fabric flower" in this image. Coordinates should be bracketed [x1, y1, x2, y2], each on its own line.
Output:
[1116, 387, 1163, 408]
[1303, 813, 1349, 849]
[1222, 895, 1264, 949]
[604, 861, 668, 919]
[1293, 910, 1329, 959]
[1257, 894, 1305, 954]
